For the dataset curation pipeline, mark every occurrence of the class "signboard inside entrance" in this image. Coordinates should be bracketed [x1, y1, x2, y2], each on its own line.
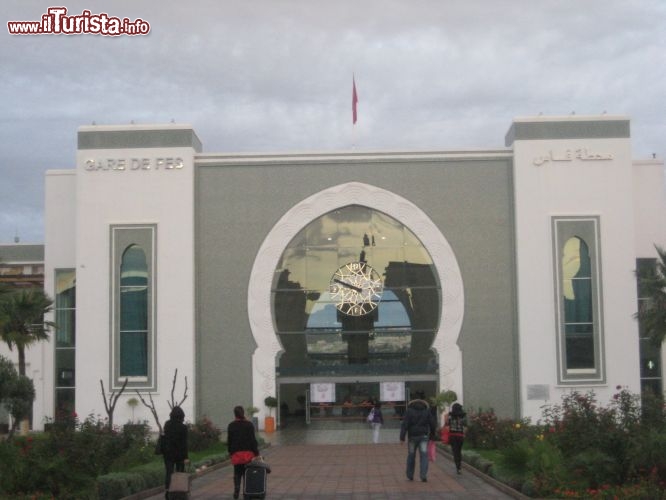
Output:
[380, 382, 405, 402]
[310, 383, 335, 403]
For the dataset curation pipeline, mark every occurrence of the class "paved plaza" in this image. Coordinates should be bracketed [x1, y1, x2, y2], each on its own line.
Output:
[142, 421, 520, 499]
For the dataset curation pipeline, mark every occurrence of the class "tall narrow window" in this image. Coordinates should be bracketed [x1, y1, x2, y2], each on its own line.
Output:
[562, 237, 594, 370]
[54, 269, 76, 417]
[111, 225, 156, 389]
[636, 258, 663, 396]
[553, 217, 604, 383]
[120, 245, 148, 377]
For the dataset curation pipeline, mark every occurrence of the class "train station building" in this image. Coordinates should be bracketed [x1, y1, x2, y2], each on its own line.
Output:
[9, 113, 665, 431]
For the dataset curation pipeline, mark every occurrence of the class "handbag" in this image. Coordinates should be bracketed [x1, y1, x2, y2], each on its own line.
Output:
[168, 471, 190, 493]
[366, 408, 375, 423]
[427, 440, 437, 462]
[231, 450, 256, 465]
[154, 434, 164, 455]
[440, 425, 450, 444]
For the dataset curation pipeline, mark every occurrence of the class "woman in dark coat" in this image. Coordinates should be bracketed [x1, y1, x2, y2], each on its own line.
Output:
[445, 402, 467, 474]
[162, 405, 189, 496]
[227, 405, 259, 499]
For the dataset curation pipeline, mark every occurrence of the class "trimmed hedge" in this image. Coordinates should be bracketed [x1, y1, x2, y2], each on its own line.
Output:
[95, 452, 230, 500]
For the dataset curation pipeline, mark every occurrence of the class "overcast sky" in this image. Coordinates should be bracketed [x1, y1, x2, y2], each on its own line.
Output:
[2, 0, 665, 244]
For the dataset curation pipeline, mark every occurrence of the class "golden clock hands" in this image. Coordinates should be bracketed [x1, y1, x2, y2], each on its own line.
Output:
[333, 278, 363, 293]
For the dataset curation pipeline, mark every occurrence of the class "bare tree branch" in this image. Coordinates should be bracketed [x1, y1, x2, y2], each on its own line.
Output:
[99, 378, 128, 429]
[177, 376, 188, 407]
[134, 368, 186, 434]
[168, 369, 188, 409]
[135, 390, 163, 434]
[169, 369, 178, 409]
[100, 380, 110, 414]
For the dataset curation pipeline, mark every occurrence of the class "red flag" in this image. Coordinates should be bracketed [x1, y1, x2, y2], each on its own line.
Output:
[352, 76, 358, 124]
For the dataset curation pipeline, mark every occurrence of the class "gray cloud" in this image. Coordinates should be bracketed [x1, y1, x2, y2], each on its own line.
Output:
[1, 0, 664, 243]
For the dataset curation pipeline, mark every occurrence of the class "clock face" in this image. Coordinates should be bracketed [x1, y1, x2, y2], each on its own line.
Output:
[329, 262, 383, 316]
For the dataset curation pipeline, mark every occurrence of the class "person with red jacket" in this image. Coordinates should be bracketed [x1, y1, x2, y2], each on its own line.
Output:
[227, 405, 259, 499]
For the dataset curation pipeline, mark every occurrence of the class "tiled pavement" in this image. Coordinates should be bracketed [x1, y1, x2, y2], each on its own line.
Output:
[143, 421, 518, 499]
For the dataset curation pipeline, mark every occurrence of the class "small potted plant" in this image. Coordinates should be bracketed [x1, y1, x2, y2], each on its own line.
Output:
[246, 405, 260, 429]
[264, 396, 278, 433]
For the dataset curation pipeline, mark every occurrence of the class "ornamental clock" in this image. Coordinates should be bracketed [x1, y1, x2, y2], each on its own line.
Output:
[329, 261, 383, 316]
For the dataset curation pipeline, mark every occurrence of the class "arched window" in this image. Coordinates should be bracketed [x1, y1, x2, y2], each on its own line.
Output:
[554, 217, 604, 383]
[111, 224, 156, 388]
[272, 205, 440, 376]
[120, 245, 148, 377]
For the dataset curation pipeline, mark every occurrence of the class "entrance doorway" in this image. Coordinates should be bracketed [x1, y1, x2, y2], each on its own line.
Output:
[277, 380, 437, 430]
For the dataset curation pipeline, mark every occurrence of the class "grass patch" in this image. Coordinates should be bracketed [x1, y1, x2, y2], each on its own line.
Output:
[188, 441, 229, 462]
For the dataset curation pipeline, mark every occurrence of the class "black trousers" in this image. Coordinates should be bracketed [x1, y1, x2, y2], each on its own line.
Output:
[233, 463, 247, 491]
[449, 435, 464, 470]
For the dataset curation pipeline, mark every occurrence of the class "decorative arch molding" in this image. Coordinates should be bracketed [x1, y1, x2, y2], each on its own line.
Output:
[247, 181, 464, 422]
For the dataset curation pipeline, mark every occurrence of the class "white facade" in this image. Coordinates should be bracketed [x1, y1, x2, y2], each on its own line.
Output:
[511, 116, 651, 418]
[41, 125, 200, 426]
[13, 115, 664, 430]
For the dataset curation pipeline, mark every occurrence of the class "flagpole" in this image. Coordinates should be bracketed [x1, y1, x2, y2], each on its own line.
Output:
[352, 74, 358, 151]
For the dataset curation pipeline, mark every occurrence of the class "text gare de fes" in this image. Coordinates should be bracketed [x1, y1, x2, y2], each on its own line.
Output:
[85, 157, 184, 171]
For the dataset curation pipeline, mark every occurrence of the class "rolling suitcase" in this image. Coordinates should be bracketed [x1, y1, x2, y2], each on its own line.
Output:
[243, 457, 271, 499]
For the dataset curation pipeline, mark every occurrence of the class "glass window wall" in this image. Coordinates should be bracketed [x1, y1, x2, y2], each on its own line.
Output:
[54, 269, 75, 419]
[272, 205, 440, 377]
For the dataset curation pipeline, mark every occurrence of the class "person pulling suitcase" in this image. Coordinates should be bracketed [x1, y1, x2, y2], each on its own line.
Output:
[227, 405, 260, 499]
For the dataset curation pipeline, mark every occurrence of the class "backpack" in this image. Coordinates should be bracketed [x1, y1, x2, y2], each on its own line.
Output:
[449, 415, 465, 434]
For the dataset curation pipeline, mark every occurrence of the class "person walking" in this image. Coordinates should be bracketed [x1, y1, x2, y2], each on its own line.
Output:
[162, 406, 189, 499]
[446, 402, 467, 474]
[399, 398, 437, 482]
[369, 401, 384, 443]
[227, 405, 260, 499]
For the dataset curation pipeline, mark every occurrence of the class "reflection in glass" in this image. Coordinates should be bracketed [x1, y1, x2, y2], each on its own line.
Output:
[120, 245, 148, 377]
[55, 270, 76, 347]
[55, 348, 75, 387]
[272, 205, 440, 377]
[562, 237, 594, 370]
[636, 258, 663, 395]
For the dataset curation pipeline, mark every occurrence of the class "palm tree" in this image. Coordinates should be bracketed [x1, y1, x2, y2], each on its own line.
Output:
[0, 288, 55, 376]
[636, 245, 666, 347]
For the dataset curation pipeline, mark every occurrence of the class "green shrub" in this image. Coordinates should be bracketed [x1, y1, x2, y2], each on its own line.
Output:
[465, 408, 535, 450]
[476, 458, 493, 474]
[97, 472, 133, 500]
[460, 388, 665, 498]
[497, 438, 531, 475]
[188, 416, 222, 452]
[495, 437, 565, 495]
[461, 449, 481, 468]
[97, 462, 165, 500]
[640, 389, 666, 430]
[569, 449, 617, 489]
[0, 414, 164, 498]
[465, 408, 498, 449]
[0, 437, 21, 492]
[629, 427, 666, 483]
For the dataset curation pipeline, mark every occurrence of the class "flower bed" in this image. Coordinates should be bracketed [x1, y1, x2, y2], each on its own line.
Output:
[0, 413, 234, 499]
[450, 388, 666, 498]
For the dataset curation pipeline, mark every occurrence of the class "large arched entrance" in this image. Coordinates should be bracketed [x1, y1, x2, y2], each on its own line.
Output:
[247, 182, 464, 428]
